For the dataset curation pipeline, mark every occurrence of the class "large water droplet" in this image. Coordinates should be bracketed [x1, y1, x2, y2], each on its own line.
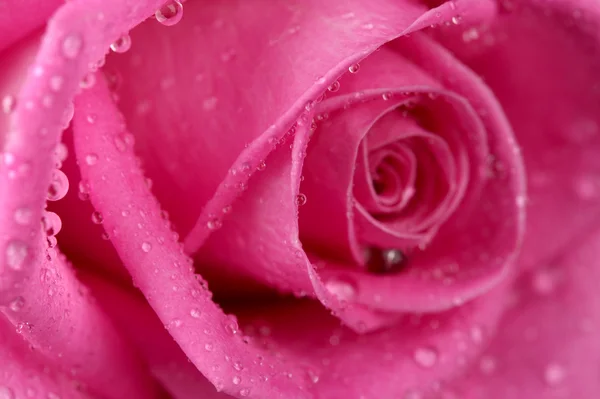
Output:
[155, 0, 184, 26]
[41, 211, 62, 236]
[62, 34, 83, 59]
[366, 247, 407, 274]
[413, 346, 438, 368]
[325, 277, 357, 301]
[544, 362, 566, 386]
[5, 240, 28, 270]
[110, 34, 132, 53]
[296, 193, 307, 206]
[47, 169, 69, 201]
[328, 81, 340, 92]
[232, 376, 242, 385]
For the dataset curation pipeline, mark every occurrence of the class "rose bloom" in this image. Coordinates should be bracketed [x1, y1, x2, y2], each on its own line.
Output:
[1, 0, 600, 398]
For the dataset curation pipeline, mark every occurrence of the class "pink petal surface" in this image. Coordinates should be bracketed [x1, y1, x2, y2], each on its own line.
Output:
[433, 0, 600, 271]
[0, 0, 63, 52]
[440, 225, 600, 399]
[81, 271, 234, 399]
[72, 74, 311, 398]
[0, 313, 94, 399]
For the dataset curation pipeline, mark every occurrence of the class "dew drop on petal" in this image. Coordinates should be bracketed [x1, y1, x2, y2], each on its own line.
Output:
[41, 211, 62, 236]
[413, 346, 438, 368]
[205, 343, 213, 351]
[366, 247, 407, 274]
[91, 211, 104, 224]
[5, 240, 28, 270]
[62, 34, 83, 59]
[296, 193, 307, 206]
[110, 34, 132, 53]
[141, 242, 152, 253]
[155, 0, 184, 26]
[232, 376, 241, 385]
[80, 72, 96, 89]
[327, 81, 340, 92]
[257, 160, 266, 171]
[544, 362, 566, 386]
[239, 389, 250, 397]
[47, 169, 69, 201]
[348, 63, 360, 73]
[325, 277, 357, 301]
[207, 218, 222, 230]
[85, 153, 98, 165]
[8, 296, 25, 312]
[14, 207, 33, 226]
[2, 95, 16, 114]
[479, 355, 497, 375]
[190, 308, 201, 318]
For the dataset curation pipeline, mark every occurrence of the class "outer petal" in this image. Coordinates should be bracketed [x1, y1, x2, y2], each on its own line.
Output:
[72, 75, 310, 398]
[433, 0, 600, 270]
[439, 225, 600, 399]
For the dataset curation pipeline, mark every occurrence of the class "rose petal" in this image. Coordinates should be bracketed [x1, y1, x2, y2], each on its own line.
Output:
[0, 0, 171, 296]
[0, 315, 94, 399]
[443, 226, 600, 399]
[430, 0, 600, 270]
[0, 0, 63, 52]
[72, 74, 311, 398]
[80, 271, 235, 399]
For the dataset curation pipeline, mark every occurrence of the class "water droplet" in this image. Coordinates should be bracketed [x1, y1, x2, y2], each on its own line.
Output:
[479, 355, 496, 374]
[296, 193, 307, 206]
[348, 64, 360, 74]
[78, 180, 90, 201]
[2, 95, 16, 114]
[14, 207, 33, 225]
[47, 169, 69, 201]
[91, 211, 104, 224]
[80, 72, 96, 89]
[207, 217, 222, 230]
[574, 175, 600, 200]
[413, 346, 438, 368]
[531, 269, 558, 295]
[62, 34, 83, 59]
[86, 114, 97, 124]
[0, 386, 15, 399]
[205, 343, 213, 351]
[85, 153, 98, 166]
[232, 376, 242, 385]
[190, 308, 201, 318]
[5, 240, 28, 270]
[366, 248, 407, 274]
[141, 242, 152, 252]
[41, 211, 62, 236]
[325, 277, 357, 301]
[544, 362, 566, 386]
[155, 0, 184, 26]
[9, 296, 25, 312]
[110, 34, 132, 53]
[239, 388, 250, 397]
[49, 75, 64, 92]
[470, 326, 484, 344]
[382, 92, 393, 101]
[256, 160, 266, 171]
[451, 16, 462, 24]
[462, 27, 480, 42]
[328, 81, 340, 92]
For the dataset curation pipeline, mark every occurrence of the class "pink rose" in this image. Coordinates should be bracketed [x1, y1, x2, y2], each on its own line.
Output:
[1, 0, 599, 398]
